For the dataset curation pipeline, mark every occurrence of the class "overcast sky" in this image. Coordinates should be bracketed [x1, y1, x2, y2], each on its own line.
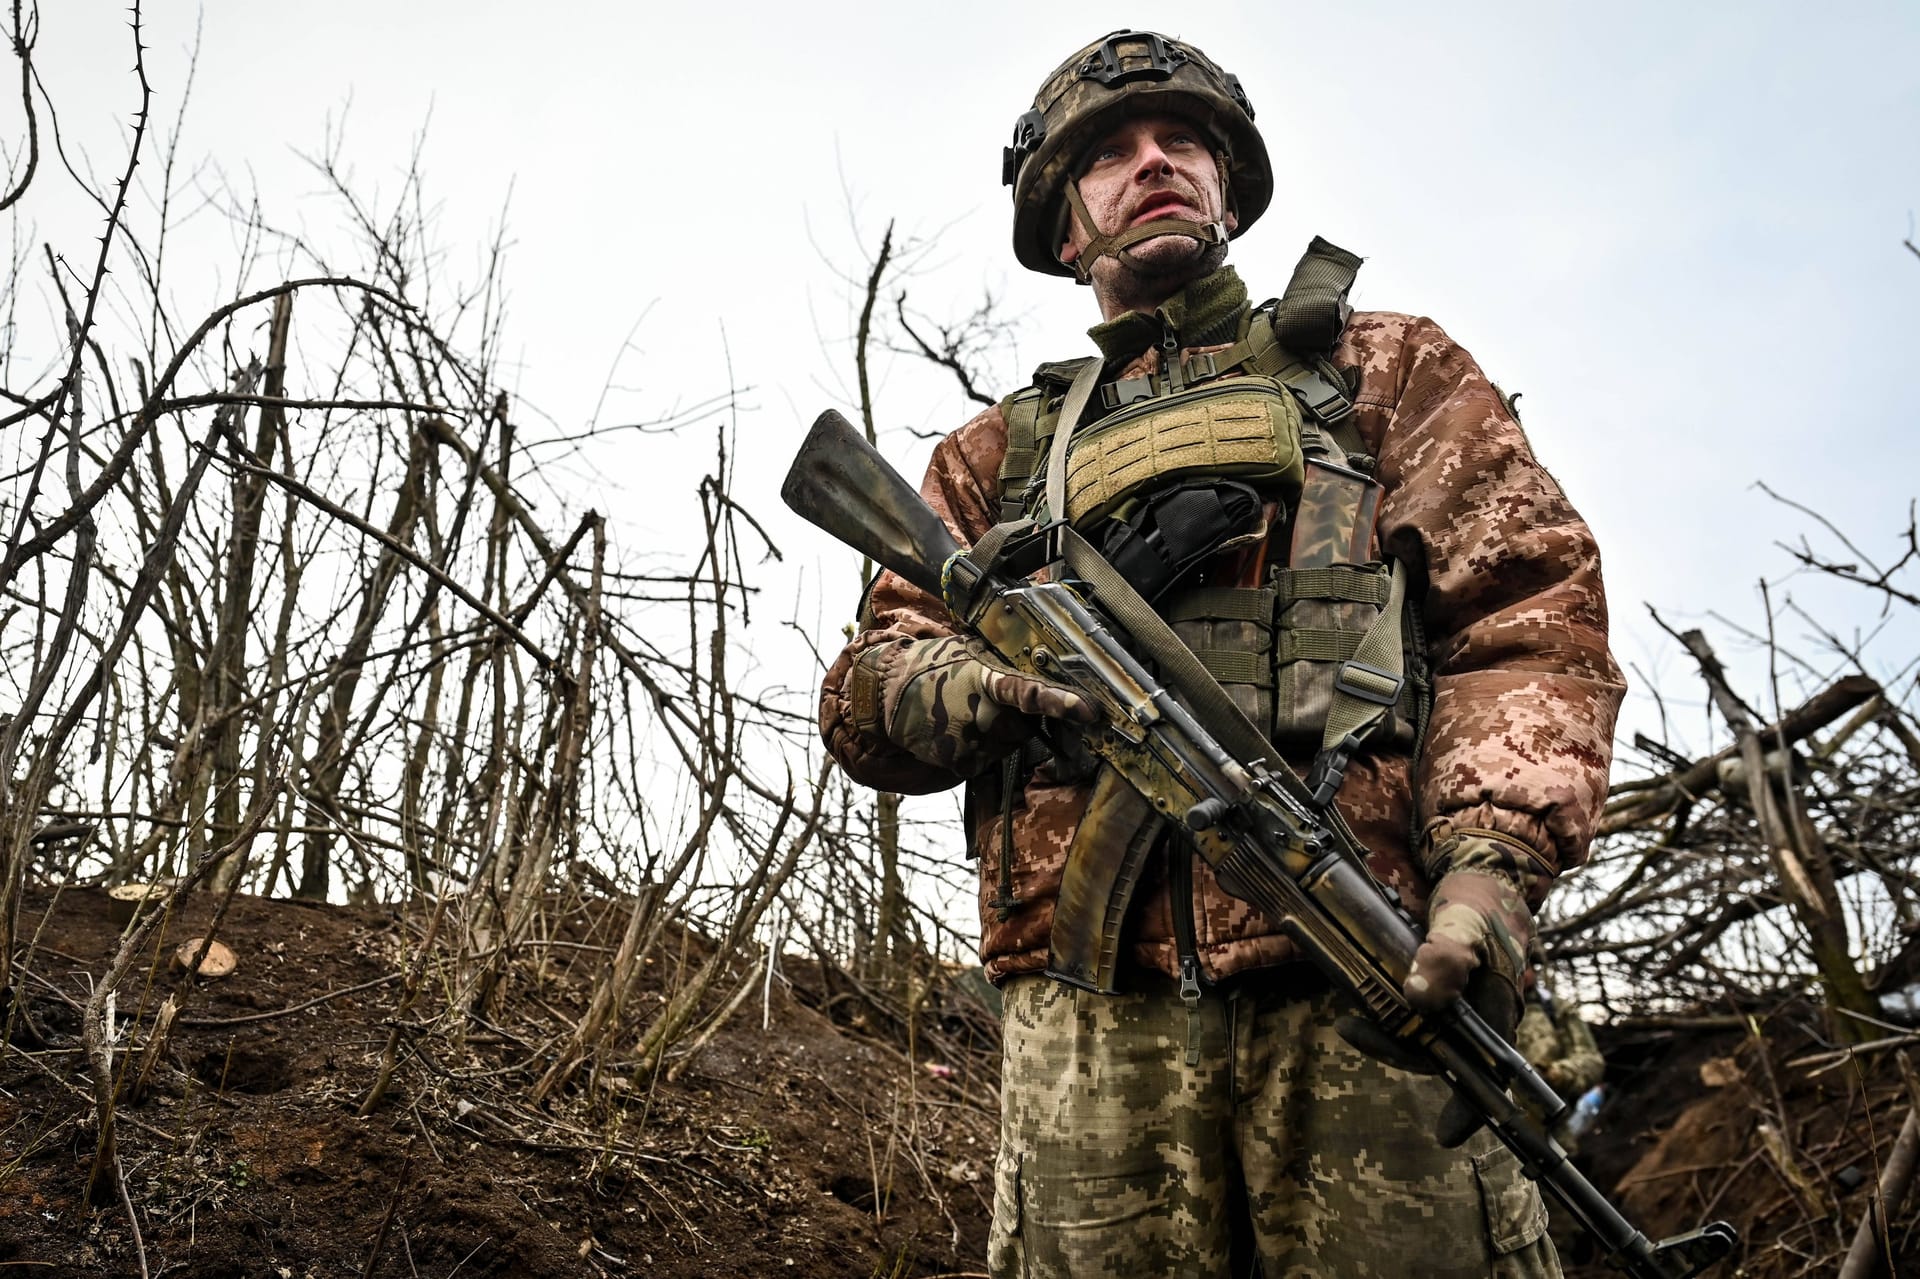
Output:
[26, 1, 1920, 766]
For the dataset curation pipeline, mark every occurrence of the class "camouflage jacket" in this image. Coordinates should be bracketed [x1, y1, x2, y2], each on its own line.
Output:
[1517, 992, 1606, 1098]
[819, 280, 1625, 986]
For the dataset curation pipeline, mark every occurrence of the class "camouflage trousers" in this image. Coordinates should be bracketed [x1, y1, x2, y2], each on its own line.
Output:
[989, 974, 1558, 1278]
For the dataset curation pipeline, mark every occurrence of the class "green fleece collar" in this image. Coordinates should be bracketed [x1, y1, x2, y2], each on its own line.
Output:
[1086, 267, 1251, 363]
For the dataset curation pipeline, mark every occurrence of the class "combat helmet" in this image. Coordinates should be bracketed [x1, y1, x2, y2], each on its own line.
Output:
[1003, 30, 1273, 280]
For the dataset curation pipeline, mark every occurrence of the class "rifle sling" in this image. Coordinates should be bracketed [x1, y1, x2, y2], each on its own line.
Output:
[1030, 346, 1291, 767]
[1034, 521, 1283, 993]
[1012, 350, 1383, 994]
[1056, 521, 1280, 772]
[1043, 355, 1105, 526]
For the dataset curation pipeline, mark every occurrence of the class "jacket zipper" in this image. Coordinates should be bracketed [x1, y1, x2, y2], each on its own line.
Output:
[1160, 315, 1186, 394]
[1171, 845, 1203, 1067]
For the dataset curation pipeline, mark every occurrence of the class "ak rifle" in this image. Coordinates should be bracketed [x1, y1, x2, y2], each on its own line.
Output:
[783, 408, 1736, 1279]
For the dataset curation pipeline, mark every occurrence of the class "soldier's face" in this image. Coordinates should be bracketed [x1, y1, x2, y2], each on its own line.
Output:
[1058, 115, 1237, 276]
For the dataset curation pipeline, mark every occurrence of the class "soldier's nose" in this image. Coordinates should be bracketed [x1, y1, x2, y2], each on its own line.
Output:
[1134, 143, 1174, 180]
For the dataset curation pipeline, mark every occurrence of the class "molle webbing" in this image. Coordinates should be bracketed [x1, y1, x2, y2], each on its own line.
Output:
[1163, 586, 1276, 689]
[999, 394, 1043, 522]
[1164, 585, 1275, 622]
[1058, 380, 1303, 528]
[998, 360, 1093, 521]
[1263, 444, 1412, 760]
[995, 313, 1357, 519]
[1273, 564, 1393, 607]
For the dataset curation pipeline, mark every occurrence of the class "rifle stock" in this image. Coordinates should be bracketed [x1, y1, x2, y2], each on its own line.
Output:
[784, 407, 1735, 1278]
[781, 410, 958, 600]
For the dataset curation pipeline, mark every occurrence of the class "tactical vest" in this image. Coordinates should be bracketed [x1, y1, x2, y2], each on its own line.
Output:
[991, 246, 1432, 773]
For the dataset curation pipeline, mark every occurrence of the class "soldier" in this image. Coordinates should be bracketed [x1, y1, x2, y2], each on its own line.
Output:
[1517, 947, 1607, 1153]
[819, 30, 1623, 1278]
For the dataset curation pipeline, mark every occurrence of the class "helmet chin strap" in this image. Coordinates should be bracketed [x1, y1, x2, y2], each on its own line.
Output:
[1061, 155, 1232, 286]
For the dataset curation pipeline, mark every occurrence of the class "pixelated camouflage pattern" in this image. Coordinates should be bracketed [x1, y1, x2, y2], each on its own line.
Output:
[990, 975, 1558, 1277]
[1517, 999, 1606, 1097]
[1167, 593, 1275, 738]
[818, 303, 1624, 984]
[1009, 31, 1272, 278]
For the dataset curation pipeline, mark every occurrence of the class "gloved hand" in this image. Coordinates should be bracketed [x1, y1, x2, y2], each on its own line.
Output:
[1405, 829, 1548, 1035]
[1338, 828, 1550, 1147]
[851, 635, 1097, 775]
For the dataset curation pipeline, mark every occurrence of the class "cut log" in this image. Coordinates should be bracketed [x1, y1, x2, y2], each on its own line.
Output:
[106, 882, 166, 927]
[170, 938, 236, 979]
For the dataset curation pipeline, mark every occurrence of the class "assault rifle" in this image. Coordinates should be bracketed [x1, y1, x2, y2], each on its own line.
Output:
[784, 408, 1735, 1278]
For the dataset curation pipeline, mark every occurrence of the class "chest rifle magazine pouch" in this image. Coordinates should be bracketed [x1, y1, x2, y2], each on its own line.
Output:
[1162, 582, 1279, 736]
[1267, 456, 1425, 756]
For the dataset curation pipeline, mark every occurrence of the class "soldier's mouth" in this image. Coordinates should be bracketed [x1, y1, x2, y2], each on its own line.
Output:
[1130, 194, 1195, 225]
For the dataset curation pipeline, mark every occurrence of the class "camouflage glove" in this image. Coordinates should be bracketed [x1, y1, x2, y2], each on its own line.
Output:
[849, 635, 1096, 776]
[1337, 828, 1549, 1147]
[1404, 829, 1550, 1037]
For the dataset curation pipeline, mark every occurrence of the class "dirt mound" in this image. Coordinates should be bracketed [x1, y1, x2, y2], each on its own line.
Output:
[1565, 1014, 1919, 1278]
[0, 887, 994, 1277]
[10, 884, 1911, 1277]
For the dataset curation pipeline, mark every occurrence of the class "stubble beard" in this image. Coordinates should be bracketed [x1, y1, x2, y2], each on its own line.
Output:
[1092, 232, 1231, 318]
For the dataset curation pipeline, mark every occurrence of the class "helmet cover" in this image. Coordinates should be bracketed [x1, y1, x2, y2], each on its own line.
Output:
[1003, 30, 1272, 277]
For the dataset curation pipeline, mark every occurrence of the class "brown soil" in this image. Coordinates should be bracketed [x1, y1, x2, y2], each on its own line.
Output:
[7, 884, 1913, 1278]
[0, 887, 995, 1278]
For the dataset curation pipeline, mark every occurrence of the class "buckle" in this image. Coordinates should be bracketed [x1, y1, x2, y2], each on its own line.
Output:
[1287, 367, 1353, 423]
[1099, 374, 1156, 409]
[1181, 352, 1219, 383]
[1333, 660, 1402, 707]
[995, 520, 1059, 581]
[1305, 731, 1367, 807]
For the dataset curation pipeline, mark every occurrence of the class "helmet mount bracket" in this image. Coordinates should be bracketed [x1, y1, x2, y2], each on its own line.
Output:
[1079, 32, 1187, 87]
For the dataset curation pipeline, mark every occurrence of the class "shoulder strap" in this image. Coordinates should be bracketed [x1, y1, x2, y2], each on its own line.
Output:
[1319, 558, 1408, 753]
[1242, 311, 1368, 461]
[997, 388, 1045, 521]
[998, 357, 1099, 520]
[1043, 357, 1108, 528]
[999, 236, 1362, 515]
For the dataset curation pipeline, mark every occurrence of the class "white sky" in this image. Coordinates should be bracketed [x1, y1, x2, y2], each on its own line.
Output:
[24, 1, 1920, 772]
